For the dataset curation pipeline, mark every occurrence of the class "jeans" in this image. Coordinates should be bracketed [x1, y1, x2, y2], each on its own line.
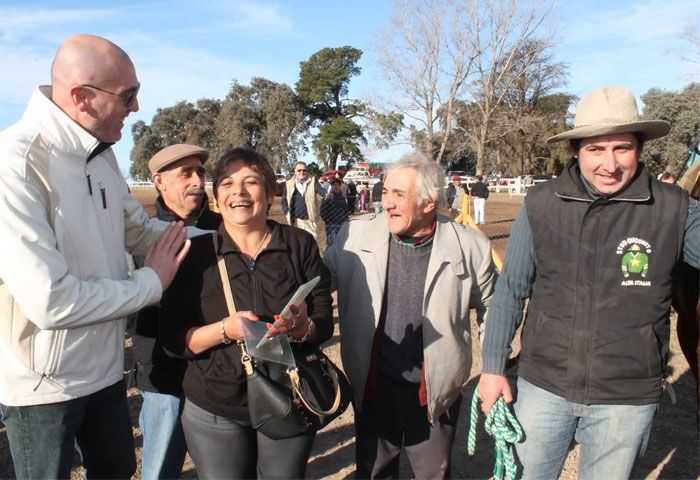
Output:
[473, 198, 485, 224]
[139, 390, 187, 480]
[181, 398, 315, 479]
[374, 202, 383, 214]
[325, 225, 341, 248]
[0, 379, 135, 480]
[513, 378, 658, 480]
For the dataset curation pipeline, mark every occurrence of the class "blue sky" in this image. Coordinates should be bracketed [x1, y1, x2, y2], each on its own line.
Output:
[0, 0, 697, 178]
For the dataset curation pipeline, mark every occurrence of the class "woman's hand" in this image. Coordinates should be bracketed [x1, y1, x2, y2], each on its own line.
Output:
[185, 310, 258, 355]
[265, 301, 311, 340]
[222, 311, 259, 343]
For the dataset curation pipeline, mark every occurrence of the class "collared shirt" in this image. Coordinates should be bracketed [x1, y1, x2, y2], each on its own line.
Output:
[295, 179, 307, 195]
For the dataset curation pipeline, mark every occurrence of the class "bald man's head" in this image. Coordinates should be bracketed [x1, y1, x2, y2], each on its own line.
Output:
[50, 34, 140, 143]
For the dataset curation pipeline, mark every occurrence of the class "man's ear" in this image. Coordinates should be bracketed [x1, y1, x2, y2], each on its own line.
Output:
[71, 86, 89, 112]
[422, 200, 437, 215]
[152, 173, 164, 191]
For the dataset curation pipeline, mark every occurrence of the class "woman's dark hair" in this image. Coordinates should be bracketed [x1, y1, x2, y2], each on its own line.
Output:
[213, 147, 276, 199]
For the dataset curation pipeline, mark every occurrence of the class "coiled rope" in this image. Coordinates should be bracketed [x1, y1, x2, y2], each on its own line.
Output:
[468, 385, 523, 480]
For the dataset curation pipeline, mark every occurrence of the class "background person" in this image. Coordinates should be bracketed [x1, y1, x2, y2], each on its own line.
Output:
[446, 174, 469, 220]
[478, 86, 700, 479]
[129, 144, 222, 480]
[324, 152, 496, 479]
[159, 147, 334, 479]
[320, 177, 349, 248]
[347, 178, 358, 214]
[0, 34, 190, 479]
[281, 161, 327, 239]
[469, 176, 489, 225]
[372, 173, 384, 214]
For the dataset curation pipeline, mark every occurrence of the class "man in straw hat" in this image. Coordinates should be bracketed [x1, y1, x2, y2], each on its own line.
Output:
[129, 144, 222, 479]
[477, 86, 700, 478]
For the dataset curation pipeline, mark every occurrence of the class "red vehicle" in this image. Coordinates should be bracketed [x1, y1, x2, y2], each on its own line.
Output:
[320, 169, 346, 182]
[355, 162, 384, 176]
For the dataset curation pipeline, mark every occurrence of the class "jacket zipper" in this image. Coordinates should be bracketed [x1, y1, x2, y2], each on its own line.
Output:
[33, 329, 63, 391]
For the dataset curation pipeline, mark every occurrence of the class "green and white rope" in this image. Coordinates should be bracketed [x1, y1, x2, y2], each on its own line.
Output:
[468, 385, 523, 480]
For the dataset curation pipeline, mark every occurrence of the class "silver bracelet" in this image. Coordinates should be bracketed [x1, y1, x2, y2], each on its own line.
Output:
[221, 317, 232, 345]
[294, 319, 314, 343]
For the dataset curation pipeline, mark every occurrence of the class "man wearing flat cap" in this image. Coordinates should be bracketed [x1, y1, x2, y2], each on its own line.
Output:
[478, 87, 700, 479]
[129, 144, 222, 479]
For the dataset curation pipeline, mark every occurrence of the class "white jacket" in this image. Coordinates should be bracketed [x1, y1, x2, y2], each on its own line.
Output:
[323, 213, 496, 420]
[0, 87, 166, 406]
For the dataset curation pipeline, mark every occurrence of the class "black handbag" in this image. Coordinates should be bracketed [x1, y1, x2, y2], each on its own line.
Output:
[214, 234, 351, 439]
[240, 340, 352, 439]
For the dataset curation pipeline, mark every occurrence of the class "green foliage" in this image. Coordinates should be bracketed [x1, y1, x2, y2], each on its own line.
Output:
[129, 101, 209, 181]
[296, 46, 402, 169]
[296, 46, 366, 169]
[312, 116, 365, 165]
[215, 77, 308, 173]
[129, 78, 308, 181]
[296, 46, 362, 122]
[362, 110, 404, 149]
[640, 83, 700, 178]
[306, 162, 324, 178]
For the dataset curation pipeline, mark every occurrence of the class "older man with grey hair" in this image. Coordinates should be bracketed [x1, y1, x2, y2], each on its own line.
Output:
[324, 152, 496, 478]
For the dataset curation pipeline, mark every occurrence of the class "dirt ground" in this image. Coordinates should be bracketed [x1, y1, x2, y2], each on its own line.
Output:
[0, 189, 697, 479]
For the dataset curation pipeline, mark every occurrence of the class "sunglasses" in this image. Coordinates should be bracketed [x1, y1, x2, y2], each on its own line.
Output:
[81, 83, 140, 107]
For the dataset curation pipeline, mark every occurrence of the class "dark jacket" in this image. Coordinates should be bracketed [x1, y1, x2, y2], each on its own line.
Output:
[320, 192, 349, 227]
[128, 195, 222, 394]
[446, 183, 468, 207]
[521, 160, 688, 405]
[470, 180, 489, 199]
[372, 181, 384, 202]
[159, 221, 333, 420]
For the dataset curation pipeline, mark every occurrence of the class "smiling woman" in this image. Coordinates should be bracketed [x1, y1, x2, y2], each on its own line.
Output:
[156, 147, 334, 478]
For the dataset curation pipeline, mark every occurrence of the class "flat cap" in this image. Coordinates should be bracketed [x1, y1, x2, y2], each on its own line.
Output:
[149, 144, 209, 175]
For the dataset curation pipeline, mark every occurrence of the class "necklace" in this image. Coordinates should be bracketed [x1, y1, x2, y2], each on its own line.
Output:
[243, 227, 268, 261]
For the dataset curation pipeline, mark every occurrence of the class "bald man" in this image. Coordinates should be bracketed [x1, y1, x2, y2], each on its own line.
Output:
[0, 34, 191, 479]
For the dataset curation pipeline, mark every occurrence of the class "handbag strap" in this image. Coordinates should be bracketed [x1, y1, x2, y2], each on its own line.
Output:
[213, 233, 254, 373]
[213, 233, 237, 315]
[289, 362, 343, 416]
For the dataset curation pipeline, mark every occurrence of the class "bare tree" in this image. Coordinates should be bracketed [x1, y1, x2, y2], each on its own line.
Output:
[376, 0, 560, 173]
[675, 16, 700, 66]
[454, 0, 560, 174]
[375, 0, 477, 164]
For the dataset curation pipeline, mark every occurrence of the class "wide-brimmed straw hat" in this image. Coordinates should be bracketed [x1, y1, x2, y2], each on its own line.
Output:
[149, 144, 209, 175]
[546, 87, 670, 144]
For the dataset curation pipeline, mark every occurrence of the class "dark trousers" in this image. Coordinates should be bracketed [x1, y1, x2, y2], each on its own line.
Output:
[0, 379, 136, 480]
[354, 375, 461, 479]
[181, 398, 315, 479]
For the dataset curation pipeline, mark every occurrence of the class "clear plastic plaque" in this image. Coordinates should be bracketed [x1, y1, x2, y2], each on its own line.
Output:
[255, 276, 320, 350]
[239, 317, 295, 366]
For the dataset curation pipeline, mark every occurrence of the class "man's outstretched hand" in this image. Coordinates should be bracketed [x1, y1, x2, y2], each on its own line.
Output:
[144, 221, 191, 290]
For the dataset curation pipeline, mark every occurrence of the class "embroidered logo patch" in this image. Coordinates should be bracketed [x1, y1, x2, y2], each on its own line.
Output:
[616, 237, 651, 287]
